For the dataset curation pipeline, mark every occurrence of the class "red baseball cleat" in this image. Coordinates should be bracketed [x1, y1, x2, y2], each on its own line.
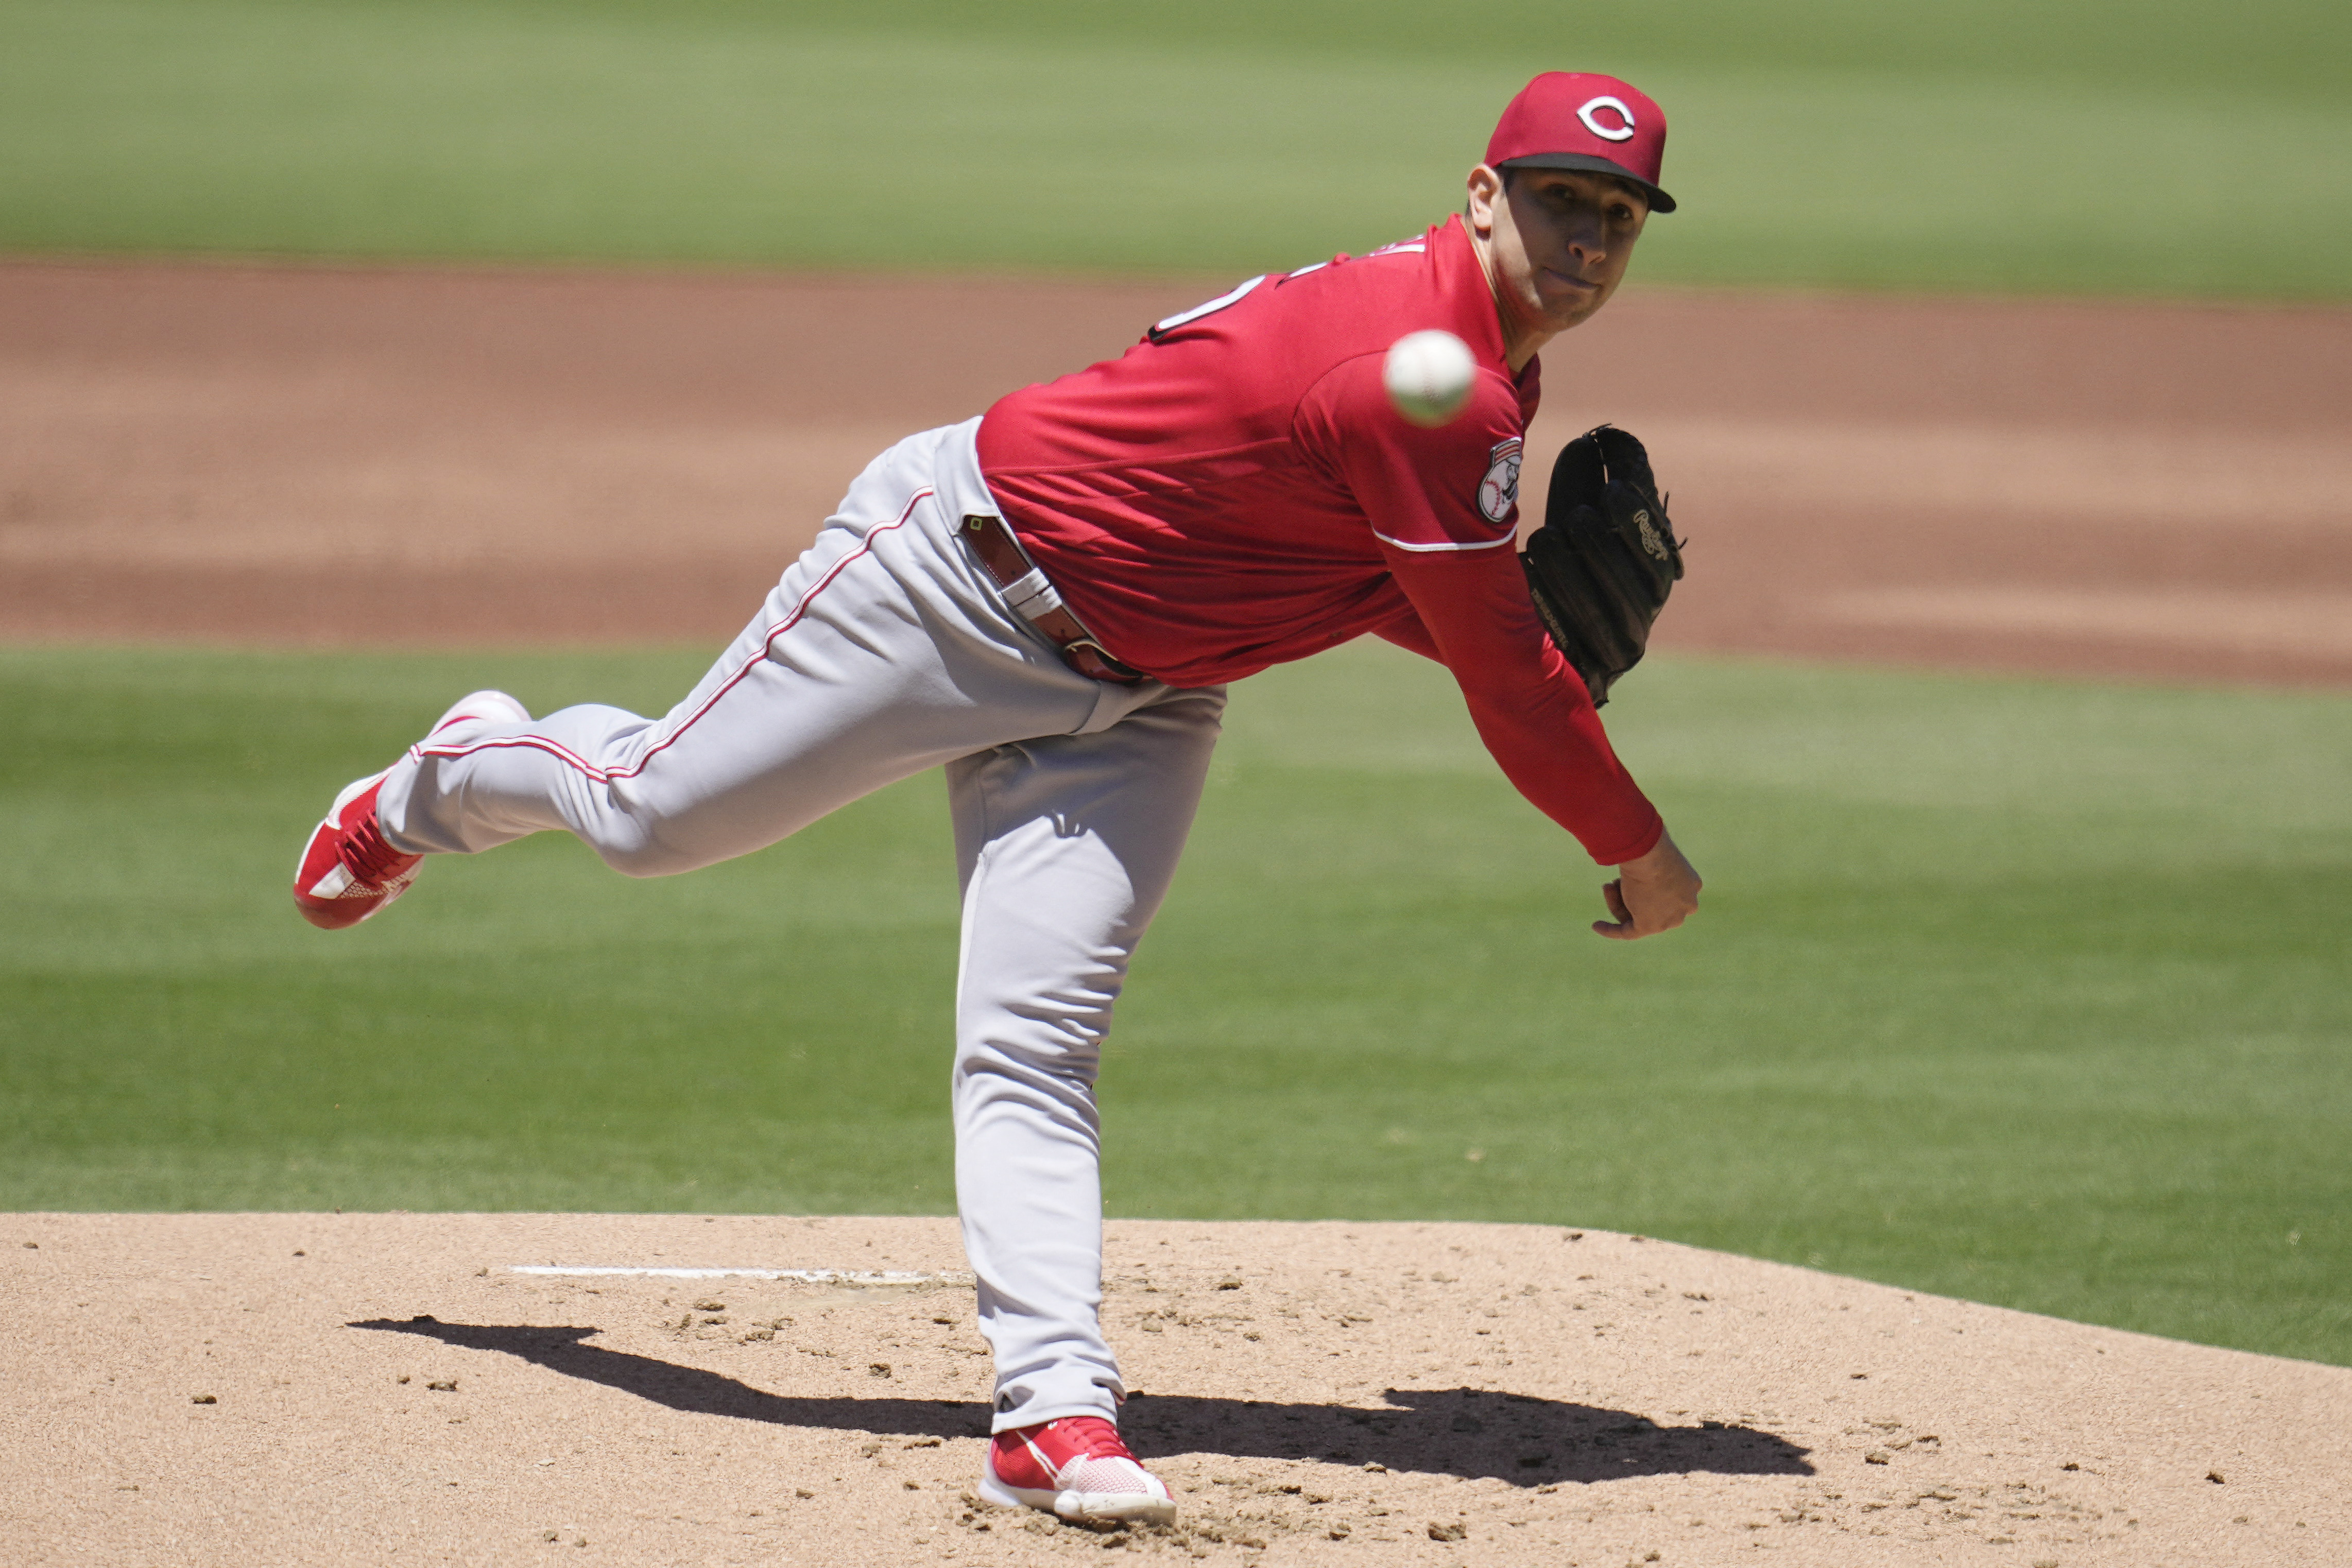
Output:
[291, 691, 528, 929]
[978, 1416, 1175, 1524]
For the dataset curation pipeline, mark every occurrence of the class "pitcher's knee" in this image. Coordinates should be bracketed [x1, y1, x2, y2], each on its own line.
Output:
[588, 826, 713, 880]
[956, 1029, 1104, 1098]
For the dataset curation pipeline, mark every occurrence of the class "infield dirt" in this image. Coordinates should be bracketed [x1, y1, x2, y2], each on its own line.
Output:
[2, 261, 2348, 686]
[8, 1213, 2348, 1567]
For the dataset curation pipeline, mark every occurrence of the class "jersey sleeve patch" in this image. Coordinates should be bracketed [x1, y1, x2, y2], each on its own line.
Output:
[1477, 438, 1524, 524]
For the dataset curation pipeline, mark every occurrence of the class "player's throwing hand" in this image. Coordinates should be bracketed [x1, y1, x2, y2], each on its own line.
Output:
[1594, 830, 1701, 940]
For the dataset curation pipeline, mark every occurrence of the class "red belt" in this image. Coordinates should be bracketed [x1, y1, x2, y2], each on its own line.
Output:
[959, 513, 1148, 686]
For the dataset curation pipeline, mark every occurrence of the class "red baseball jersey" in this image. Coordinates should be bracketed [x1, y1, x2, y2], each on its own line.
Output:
[976, 216, 1661, 865]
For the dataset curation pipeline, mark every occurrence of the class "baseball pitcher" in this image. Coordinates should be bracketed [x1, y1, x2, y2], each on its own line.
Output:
[290, 72, 1701, 1524]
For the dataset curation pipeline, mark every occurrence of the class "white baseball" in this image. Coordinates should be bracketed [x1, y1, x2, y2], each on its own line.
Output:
[1382, 329, 1477, 428]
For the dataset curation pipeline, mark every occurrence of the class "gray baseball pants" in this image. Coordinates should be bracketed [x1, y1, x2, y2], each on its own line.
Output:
[375, 419, 1226, 1429]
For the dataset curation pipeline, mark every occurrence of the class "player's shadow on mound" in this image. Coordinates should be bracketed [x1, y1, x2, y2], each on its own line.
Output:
[1122, 1386, 1812, 1486]
[351, 1316, 1810, 1486]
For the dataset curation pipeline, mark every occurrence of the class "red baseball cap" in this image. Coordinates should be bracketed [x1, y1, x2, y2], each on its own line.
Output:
[1486, 72, 1675, 213]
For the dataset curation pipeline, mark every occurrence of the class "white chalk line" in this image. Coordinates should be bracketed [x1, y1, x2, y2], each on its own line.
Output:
[508, 1265, 974, 1285]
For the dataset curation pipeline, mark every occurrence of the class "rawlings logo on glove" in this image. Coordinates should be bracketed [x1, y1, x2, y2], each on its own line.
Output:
[1519, 425, 1685, 707]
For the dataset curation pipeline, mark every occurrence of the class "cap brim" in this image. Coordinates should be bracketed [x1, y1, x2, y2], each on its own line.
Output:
[1497, 153, 1676, 214]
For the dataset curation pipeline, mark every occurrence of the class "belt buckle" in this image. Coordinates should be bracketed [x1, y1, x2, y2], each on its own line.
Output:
[962, 514, 1144, 686]
[1063, 638, 1145, 686]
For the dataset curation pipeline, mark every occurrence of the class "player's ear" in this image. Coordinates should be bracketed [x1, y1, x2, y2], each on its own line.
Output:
[1465, 165, 1503, 236]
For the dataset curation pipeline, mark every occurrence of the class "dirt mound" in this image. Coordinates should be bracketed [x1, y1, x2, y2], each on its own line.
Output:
[3, 261, 2348, 686]
[5, 1212, 2343, 1565]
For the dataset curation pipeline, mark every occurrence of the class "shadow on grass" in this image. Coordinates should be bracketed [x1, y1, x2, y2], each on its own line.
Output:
[352, 1316, 1813, 1486]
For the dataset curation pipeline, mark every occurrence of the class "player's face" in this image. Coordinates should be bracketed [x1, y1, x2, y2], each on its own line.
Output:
[1469, 165, 1647, 341]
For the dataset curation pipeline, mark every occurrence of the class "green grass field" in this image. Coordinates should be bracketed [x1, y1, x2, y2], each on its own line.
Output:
[4, 643, 2346, 1365]
[2, 0, 2347, 296]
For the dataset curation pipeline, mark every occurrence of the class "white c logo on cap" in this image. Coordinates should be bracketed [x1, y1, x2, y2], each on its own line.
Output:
[1576, 95, 1637, 142]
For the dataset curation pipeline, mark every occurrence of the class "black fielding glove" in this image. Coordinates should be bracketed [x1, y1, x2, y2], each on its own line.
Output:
[1519, 424, 1685, 707]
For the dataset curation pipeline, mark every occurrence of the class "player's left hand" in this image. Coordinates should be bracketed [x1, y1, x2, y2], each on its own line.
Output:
[1594, 828, 1700, 940]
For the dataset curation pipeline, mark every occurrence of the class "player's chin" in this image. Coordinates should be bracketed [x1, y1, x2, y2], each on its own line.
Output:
[1537, 275, 1610, 326]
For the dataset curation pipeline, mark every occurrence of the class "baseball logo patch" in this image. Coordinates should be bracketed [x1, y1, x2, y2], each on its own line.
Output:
[1477, 438, 1524, 524]
[1576, 95, 1637, 142]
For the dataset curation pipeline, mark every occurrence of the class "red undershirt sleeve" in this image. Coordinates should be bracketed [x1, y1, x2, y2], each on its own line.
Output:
[1379, 543, 1665, 866]
[1372, 602, 1444, 662]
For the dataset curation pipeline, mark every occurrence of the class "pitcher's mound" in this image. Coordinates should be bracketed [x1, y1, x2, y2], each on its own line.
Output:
[6, 1213, 2343, 1564]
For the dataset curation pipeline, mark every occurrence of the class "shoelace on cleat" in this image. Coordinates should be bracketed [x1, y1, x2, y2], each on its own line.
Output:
[1045, 1418, 1140, 1462]
[336, 813, 417, 890]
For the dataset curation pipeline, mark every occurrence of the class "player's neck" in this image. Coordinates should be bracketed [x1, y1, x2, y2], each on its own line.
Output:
[1469, 229, 1555, 374]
